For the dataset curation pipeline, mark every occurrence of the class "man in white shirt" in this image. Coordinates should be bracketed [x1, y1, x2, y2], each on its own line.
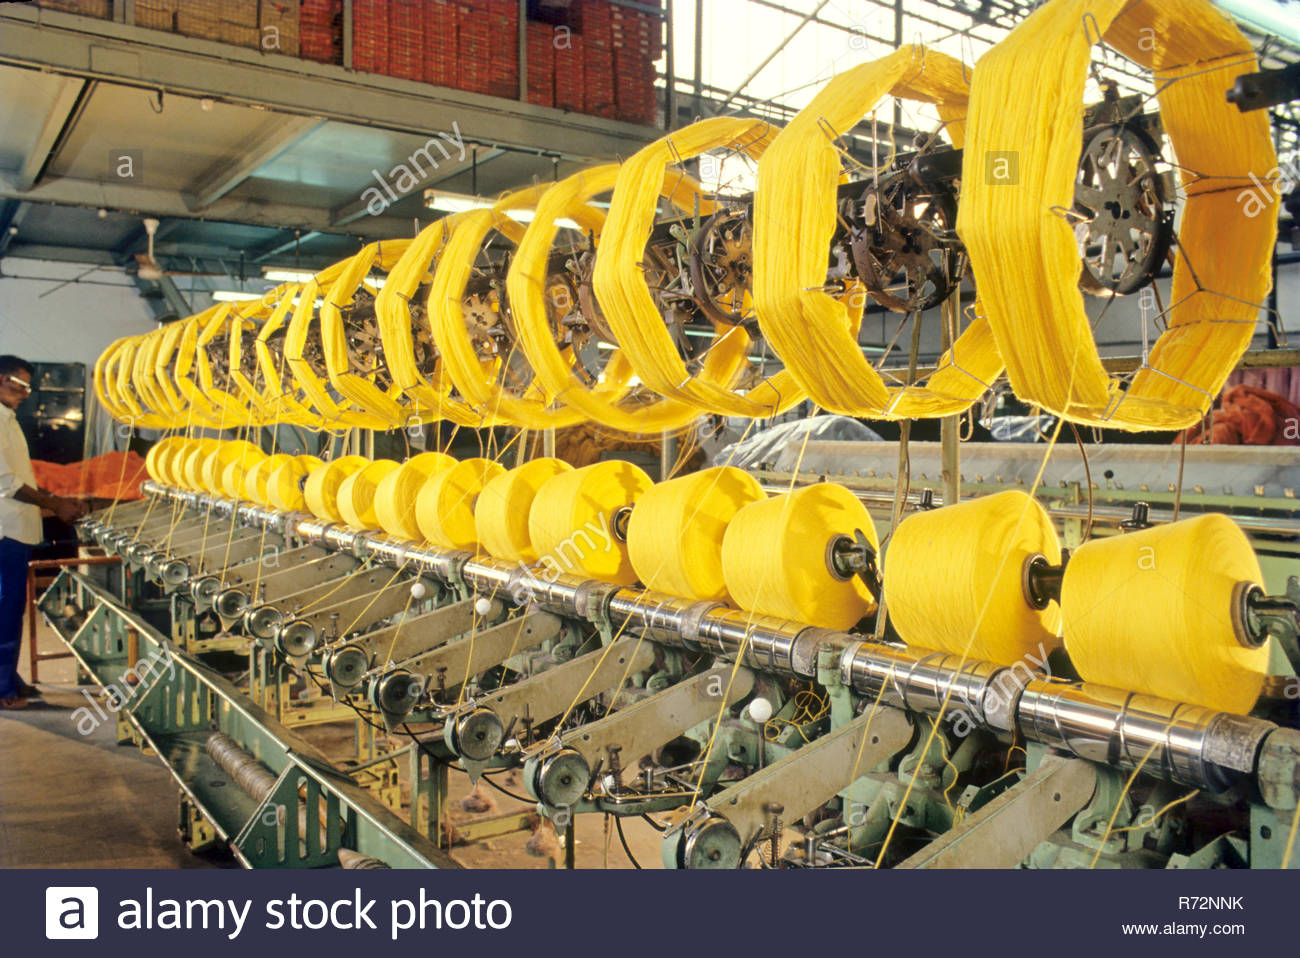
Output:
[0, 355, 86, 709]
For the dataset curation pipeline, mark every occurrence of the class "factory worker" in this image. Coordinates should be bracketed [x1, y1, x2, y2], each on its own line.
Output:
[0, 355, 87, 709]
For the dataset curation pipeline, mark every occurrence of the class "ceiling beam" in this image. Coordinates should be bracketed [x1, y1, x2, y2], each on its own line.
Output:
[250, 229, 329, 264]
[15, 76, 90, 192]
[183, 115, 325, 211]
[3, 242, 117, 266]
[0, 7, 657, 165]
[0, 173, 412, 242]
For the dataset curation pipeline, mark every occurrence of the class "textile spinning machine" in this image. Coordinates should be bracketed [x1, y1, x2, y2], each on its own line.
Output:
[46, 0, 1300, 869]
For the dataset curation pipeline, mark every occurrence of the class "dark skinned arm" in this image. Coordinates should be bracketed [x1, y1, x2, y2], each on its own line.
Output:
[12, 483, 86, 523]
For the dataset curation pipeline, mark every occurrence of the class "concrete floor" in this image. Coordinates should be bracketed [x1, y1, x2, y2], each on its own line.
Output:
[0, 617, 231, 868]
[3, 610, 666, 869]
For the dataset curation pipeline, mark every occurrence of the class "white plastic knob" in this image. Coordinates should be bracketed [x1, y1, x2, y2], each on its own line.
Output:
[474, 596, 492, 616]
[410, 581, 428, 600]
[747, 697, 774, 724]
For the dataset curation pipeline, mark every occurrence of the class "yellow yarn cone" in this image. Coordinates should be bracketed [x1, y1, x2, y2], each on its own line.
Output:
[415, 457, 506, 550]
[884, 490, 1063, 666]
[1061, 514, 1268, 714]
[721, 483, 878, 630]
[374, 452, 457, 541]
[337, 459, 401, 530]
[475, 458, 574, 563]
[627, 466, 765, 602]
[529, 460, 652, 584]
[267, 454, 324, 513]
[302, 455, 369, 522]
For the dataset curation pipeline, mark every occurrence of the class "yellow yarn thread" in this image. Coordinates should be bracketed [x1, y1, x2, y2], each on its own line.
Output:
[415, 457, 506, 550]
[883, 490, 1063, 665]
[721, 483, 878, 630]
[474, 457, 574, 563]
[1061, 514, 1268, 713]
[302, 455, 370, 522]
[627, 466, 765, 602]
[528, 460, 653, 584]
[336, 459, 401, 530]
[373, 452, 456, 541]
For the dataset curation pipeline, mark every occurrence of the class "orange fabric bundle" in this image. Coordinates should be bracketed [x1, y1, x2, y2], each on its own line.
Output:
[1181, 385, 1300, 446]
[32, 451, 149, 501]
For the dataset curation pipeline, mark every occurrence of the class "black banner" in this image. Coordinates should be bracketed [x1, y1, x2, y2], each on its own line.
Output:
[8, 867, 1295, 955]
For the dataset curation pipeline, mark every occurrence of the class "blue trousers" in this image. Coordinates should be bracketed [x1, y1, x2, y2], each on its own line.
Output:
[0, 537, 32, 698]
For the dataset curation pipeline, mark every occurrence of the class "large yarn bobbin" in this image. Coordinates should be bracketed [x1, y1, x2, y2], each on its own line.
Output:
[337, 459, 401, 530]
[529, 460, 653, 585]
[374, 449, 454, 538]
[145, 436, 187, 483]
[415, 457, 506, 550]
[374, 452, 456, 541]
[219, 447, 267, 500]
[302, 455, 369, 522]
[203, 440, 261, 495]
[152, 438, 191, 487]
[884, 490, 1064, 666]
[721, 483, 878, 630]
[475, 457, 574, 562]
[179, 439, 221, 490]
[1061, 514, 1268, 714]
[267, 454, 323, 512]
[627, 466, 765, 602]
[242, 452, 294, 505]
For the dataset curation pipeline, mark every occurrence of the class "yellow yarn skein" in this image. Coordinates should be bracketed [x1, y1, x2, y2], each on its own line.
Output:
[627, 466, 765, 603]
[267, 454, 324, 513]
[373, 452, 456, 541]
[1061, 514, 1268, 714]
[302, 455, 369, 522]
[475, 457, 574, 562]
[959, 0, 1277, 429]
[753, 45, 1002, 419]
[883, 490, 1063, 666]
[593, 116, 805, 419]
[373, 217, 494, 430]
[336, 459, 401, 530]
[505, 164, 724, 433]
[428, 188, 591, 429]
[528, 460, 653, 585]
[721, 483, 878, 630]
[415, 457, 506, 550]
